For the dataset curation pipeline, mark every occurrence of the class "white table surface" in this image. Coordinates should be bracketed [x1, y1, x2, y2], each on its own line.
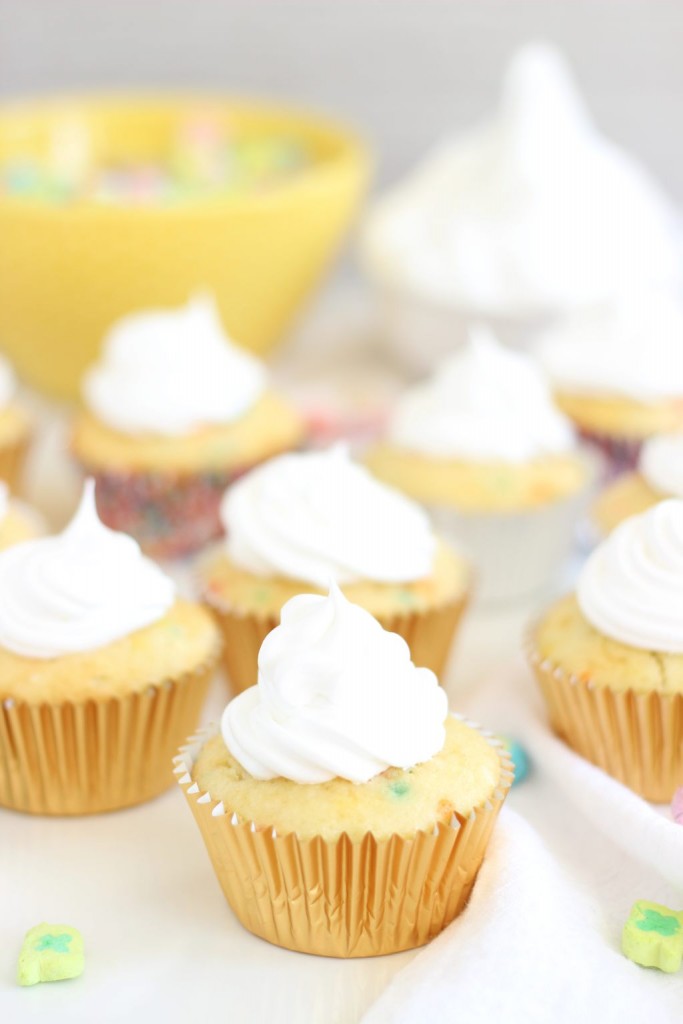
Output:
[2, 284, 678, 1023]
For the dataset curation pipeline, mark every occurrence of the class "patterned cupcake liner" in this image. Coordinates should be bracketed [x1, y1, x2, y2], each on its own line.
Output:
[202, 584, 471, 695]
[527, 629, 683, 802]
[175, 718, 513, 957]
[0, 651, 219, 815]
[576, 427, 643, 480]
[79, 465, 249, 560]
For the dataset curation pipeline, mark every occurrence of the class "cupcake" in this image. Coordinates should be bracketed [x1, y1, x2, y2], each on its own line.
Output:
[360, 44, 681, 371]
[538, 291, 683, 475]
[198, 445, 470, 692]
[71, 293, 304, 558]
[529, 499, 683, 801]
[0, 480, 43, 550]
[593, 433, 683, 535]
[0, 352, 32, 491]
[365, 327, 594, 602]
[177, 584, 512, 956]
[0, 480, 221, 815]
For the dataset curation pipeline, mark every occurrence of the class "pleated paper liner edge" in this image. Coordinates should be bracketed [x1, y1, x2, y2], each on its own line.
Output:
[0, 644, 220, 815]
[176, 715, 513, 958]
[526, 625, 683, 802]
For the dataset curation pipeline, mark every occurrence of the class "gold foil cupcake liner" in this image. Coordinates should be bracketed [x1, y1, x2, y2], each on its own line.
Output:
[176, 719, 513, 957]
[203, 588, 470, 695]
[527, 630, 683, 802]
[0, 431, 31, 492]
[0, 652, 219, 816]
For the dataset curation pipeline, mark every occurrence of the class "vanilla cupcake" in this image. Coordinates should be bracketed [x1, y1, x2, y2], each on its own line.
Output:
[593, 432, 683, 535]
[366, 328, 594, 601]
[0, 480, 221, 815]
[0, 352, 31, 491]
[538, 291, 683, 475]
[529, 499, 683, 801]
[360, 44, 681, 371]
[177, 585, 512, 956]
[198, 445, 470, 692]
[71, 294, 304, 558]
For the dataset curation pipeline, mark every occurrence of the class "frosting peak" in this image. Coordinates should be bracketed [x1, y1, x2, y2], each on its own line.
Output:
[222, 584, 449, 784]
[577, 499, 683, 653]
[0, 480, 175, 658]
[538, 290, 683, 401]
[83, 293, 266, 436]
[388, 326, 575, 462]
[222, 445, 436, 586]
[361, 43, 681, 313]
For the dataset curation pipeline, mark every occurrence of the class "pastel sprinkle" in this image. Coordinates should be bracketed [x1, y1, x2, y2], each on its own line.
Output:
[498, 736, 530, 786]
[671, 787, 683, 825]
[622, 901, 683, 973]
[389, 780, 410, 798]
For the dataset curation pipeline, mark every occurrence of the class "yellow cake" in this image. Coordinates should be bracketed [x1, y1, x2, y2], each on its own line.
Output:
[365, 444, 587, 512]
[554, 391, 683, 441]
[192, 715, 501, 842]
[592, 473, 660, 535]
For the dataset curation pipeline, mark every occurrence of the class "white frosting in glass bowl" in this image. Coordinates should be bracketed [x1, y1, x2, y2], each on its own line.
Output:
[0, 480, 175, 658]
[538, 290, 683, 402]
[222, 445, 436, 586]
[577, 499, 683, 653]
[222, 584, 448, 784]
[361, 42, 681, 315]
[83, 293, 266, 436]
[388, 326, 575, 462]
[639, 434, 683, 498]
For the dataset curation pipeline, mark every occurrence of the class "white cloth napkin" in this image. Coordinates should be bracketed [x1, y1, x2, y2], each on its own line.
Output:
[363, 661, 683, 1024]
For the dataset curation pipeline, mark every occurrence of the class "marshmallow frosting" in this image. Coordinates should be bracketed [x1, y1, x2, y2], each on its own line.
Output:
[222, 445, 436, 586]
[538, 291, 683, 402]
[0, 480, 175, 658]
[83, 293, 266, 436]
[640, 434, 683, 499]
[222, 584, 449, 784]
[577, 499, 683, 653]
[361, 43, 681, 314]
[389, 326, 575, 462]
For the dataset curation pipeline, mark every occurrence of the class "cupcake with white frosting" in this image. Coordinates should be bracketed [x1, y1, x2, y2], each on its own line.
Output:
[366, 327, 595, 601]
[593, 433, 683, 535]
[0, 480, 221, 815]
[0, 352, 32, 491]
[71, 293, 304, 558]
[360, 43, 682, 370]
[198, 444, 471, 691]
[530, 499, 683, 800]
[538, 290, 683, 474]
[177, 584, 512, 956]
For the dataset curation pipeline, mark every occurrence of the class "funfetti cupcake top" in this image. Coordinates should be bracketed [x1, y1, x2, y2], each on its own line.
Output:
[361, 43, 681, 314]
[538, 291, 683, 402]
[83, 293, 266, 436]
[388, 326, 575, 463]
[221, 445, 436, 586]
[577, 499, 683, 653]
[0, 480, 175, 658]
[639, 434, 683, 498]
[222, 583, 448, 784]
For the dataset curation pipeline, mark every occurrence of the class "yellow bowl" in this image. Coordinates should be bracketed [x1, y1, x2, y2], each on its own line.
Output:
[0, 94, 370, 400]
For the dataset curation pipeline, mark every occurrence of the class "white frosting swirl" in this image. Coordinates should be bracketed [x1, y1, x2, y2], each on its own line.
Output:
[389, 326, 575, 462]
[0, 354, 16, 411]
[538, 291, 683, 401]
[222, 445, 436, 586]
[361, 43, 681, 313]
[222, 584, 448, 784]
[83, 293, 266, 436]
[640, 434, 683, 499]
[577, 499, 683, 653]
[0, 480, 175, 658]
